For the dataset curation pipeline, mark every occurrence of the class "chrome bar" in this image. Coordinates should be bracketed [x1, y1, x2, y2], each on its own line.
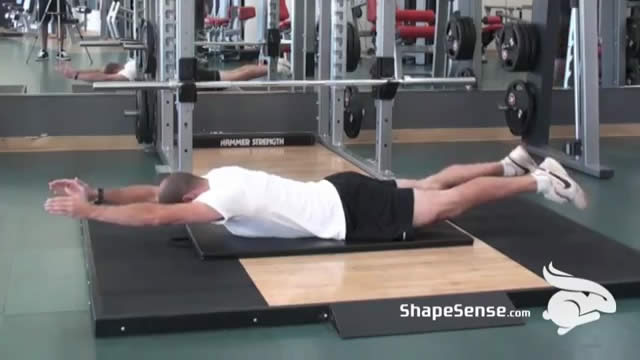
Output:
[93, 77, 477, 90]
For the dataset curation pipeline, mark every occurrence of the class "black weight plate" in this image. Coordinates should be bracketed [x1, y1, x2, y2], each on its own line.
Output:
[503, 80, 535, 136]
[499, 24, 518, 71]
[445, 18, 459, 59]
[524, 82, 537, 135]
[343, 86, 364, 139]
[627, 17, 640, 58]
[144, 20, 157, 77]
[464, 17, 477, 60]
[513, 23, 528, 71]
[627, 58, 640, 85]
[459, 17, 472, 60]
[346, 22, 360, 72]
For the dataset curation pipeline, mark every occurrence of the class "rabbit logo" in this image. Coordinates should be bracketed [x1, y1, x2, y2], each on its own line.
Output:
[542, 262, 616, 335]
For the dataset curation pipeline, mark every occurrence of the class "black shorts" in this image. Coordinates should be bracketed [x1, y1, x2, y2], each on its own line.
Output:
[37, 0, 64, 24]
[325, 172, 415, 243]
[196, 68, 225, 91]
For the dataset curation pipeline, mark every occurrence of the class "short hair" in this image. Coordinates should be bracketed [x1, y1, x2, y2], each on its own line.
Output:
[104, 62, 124, 74]
[158, 172, 205, 204]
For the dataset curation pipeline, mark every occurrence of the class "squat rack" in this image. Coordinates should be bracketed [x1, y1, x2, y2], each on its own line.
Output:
[94, 0, 611, 180]
[95, 0, 476, 179]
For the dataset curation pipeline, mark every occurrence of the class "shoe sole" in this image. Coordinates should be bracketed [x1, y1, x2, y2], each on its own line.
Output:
[541, 158, 588, 209]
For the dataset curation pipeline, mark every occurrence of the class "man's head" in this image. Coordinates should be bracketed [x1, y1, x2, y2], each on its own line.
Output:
[158, 172, 209, 204]
[104, 62, 124, 74]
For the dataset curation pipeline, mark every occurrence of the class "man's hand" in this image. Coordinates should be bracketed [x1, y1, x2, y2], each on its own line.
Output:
[44, 187, 94, 219]
[56, 64, 77, 79]
[49, 178, 97, 201]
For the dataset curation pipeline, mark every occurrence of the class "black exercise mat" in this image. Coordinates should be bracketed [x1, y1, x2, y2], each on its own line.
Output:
[83, 221, 282, 337]
[331, 292, 525, 339]
[187, 222, 473, 259]
[454, 197, 640, 303]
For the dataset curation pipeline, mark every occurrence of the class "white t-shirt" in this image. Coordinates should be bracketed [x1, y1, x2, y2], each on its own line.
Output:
[118, 59, 138, 81]
[194, 166, 347, 240]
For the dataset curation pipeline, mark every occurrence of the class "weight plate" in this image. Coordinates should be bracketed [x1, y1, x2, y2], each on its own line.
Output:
[343, 86, 364, 139]
[627, 17, 640, 58]
[503, 80, 536, 136]
[346, 22, 361, 72]
[445, 17, 462, 59]
[499, 24, 518, 71]
[514, 23, 529, 71]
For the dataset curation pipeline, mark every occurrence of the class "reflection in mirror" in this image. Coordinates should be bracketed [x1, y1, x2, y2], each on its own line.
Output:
[0, 0, 635, 93]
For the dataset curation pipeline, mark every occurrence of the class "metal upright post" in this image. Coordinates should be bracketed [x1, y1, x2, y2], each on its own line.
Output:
[457, 0, 483, 82]
[432, 0, 450, 78]
[527, 0, 613, 179]
[600, 0, 627, 88]
[330, 0, 348, 147]
[375, 0, 396, 177]
[578, 0, 608, 174]
[175, 0, 195, 173]
[266, 0, 280, 80]
[303, 0, 316, 79]
[415, 0, 427, 66]
[317, 0, 332, 140]
[523, 0, 561, 147]
[157, 0, 177, 171]
[292, 0, 305, 83]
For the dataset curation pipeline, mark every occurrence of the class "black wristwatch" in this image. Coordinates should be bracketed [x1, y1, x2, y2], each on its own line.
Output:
[94, 188, 104, 205]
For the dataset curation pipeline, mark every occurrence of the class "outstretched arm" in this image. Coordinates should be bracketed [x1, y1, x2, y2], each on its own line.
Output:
[45, 193, 222, 226]
[49, 179, 159, 205]
[57, 65, 128, 82]
[75, 72, 129, 82]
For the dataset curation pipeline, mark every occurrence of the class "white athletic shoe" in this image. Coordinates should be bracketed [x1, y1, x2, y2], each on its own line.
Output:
[35, 50, 49, 61]
[534, 158, 588, 209]
[502, 145, 538, 176]
[56, 50, 70, 61]
[277, 57, 292, 76]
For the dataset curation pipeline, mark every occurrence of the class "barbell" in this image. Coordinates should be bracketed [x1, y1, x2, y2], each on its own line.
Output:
[93, 76, 477, 91]
[104, 75, 476, 145]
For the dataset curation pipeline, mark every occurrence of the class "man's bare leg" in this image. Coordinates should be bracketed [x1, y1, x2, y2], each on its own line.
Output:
[412, 176, 538, 226]
[40, 25, 48, 51]
[220, 65, 268, 81]
[397, 145, 539, 191]
[412, 157, 588, 227]
[397, 162, 504, 191]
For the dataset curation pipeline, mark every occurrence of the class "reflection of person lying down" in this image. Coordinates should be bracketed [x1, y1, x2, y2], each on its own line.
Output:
[44, 146, 587, 243]
[57, 58, 291, 83]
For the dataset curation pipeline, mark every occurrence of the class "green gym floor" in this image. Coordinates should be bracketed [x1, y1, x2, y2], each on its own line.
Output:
[1, 139, 640, 359]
